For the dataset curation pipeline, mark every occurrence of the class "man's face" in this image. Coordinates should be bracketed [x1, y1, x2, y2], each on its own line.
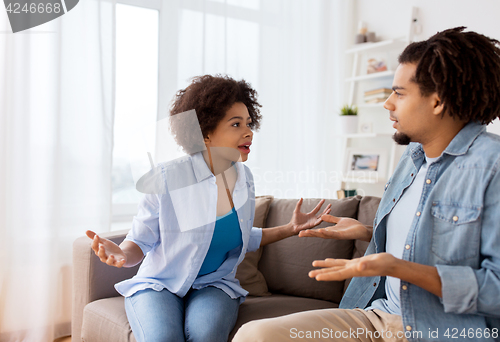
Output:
[384, 63, 439, 145]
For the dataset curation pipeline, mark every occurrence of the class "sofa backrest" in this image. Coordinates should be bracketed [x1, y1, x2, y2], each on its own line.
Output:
[258, 196, 380, 304]
[259, 197, 359, 304]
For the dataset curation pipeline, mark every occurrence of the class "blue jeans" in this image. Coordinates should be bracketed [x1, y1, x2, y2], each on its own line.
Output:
[124, 286, 240, 342]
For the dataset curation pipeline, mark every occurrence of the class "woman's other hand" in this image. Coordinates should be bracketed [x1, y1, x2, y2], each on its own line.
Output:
[86, 230, 127, 268]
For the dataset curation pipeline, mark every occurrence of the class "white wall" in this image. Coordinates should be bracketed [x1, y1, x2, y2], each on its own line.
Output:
[353, 0, 500, 133]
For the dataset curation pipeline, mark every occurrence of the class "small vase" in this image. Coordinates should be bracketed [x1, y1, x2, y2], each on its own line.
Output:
[340, 115, 359, 134]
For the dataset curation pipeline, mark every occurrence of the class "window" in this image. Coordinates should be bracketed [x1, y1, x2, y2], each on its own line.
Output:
[112, 0, 262, 227]
[112, 3, 159, 223]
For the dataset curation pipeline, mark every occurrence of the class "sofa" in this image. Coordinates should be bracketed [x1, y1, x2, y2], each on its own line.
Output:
[72, 195, 380, 342]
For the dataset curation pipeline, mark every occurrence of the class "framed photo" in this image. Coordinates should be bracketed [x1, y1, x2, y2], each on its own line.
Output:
[344, 148, 388, 183]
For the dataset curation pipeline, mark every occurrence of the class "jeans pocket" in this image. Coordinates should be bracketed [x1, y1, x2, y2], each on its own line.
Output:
[431, 203, 481, 263]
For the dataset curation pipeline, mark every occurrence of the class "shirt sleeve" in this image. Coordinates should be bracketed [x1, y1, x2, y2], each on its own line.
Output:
[247, 227, 263, 252]
[437, 157, 500, 317]
[436, 264, 478, 314]
[124, 192, 161, 255]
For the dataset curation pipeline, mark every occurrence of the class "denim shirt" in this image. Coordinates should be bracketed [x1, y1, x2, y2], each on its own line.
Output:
[115, 152, 262, 303]
[340, 122, 500, 341]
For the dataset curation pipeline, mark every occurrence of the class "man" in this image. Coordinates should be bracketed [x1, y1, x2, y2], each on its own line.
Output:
[233, 27, 500, 342]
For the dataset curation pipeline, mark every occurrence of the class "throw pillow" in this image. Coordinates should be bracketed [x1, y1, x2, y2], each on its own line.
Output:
[235, 195, 273, 296]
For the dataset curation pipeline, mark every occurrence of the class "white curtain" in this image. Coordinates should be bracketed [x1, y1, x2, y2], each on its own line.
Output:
[248, 0, 350, 199]
[0, 1, 114, 340]
[175, 0, 350, 199]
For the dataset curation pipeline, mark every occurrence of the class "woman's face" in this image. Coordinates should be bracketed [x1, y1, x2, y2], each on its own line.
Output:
[205, 102, 253, 162]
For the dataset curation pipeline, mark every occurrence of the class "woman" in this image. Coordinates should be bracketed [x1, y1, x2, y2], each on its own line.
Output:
[86, 75, 330, 342]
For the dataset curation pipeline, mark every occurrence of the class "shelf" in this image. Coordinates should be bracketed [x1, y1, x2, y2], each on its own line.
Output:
[357, 103, 387, 109]
[346, 70, 395, 82]
[336, 132, 393, 139]
[345, 37, 407, 54]
[342, 177, 384, 184]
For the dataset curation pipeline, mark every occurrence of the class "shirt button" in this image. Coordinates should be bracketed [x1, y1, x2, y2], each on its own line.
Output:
[416, 211, 421, 216]
[373, 282, 377, 287]
[406, 325, 412, 331]
[240, 219, 244, 222]
[385, 183, 388, 189]
[453, 216, 458, 222]
[393, 198, 396, 202]
[426, 179, 431, 184]
[405, 244, 411, 250]
[402, 285, 408, 290]
[411, 173, 414, 177]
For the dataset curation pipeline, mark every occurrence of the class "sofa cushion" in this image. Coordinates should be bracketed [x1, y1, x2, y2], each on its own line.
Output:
[259, 197, 360, 303]
[235, 195, 273, 296]
[229, 294, 338, 340]
[82, 297, 135, 342]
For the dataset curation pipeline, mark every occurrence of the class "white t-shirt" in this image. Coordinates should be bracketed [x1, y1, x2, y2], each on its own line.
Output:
[368, 155, 439, 315]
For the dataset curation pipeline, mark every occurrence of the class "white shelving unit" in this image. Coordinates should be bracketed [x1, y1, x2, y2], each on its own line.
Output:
[340, 37, 409, 196]
[338, 8, 420, 197]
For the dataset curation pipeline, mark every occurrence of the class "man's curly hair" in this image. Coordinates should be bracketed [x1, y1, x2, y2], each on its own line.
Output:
[169, 75, 262, 154]
[398, 26, 500, 124]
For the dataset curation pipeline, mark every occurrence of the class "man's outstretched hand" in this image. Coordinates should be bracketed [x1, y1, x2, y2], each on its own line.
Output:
[309, 253, 396, 281]
[298, 215, 372, 242]
[86, 230, 127, 268]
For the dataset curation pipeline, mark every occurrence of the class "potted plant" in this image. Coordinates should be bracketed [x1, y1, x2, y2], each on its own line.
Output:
[339, 104, 358, 134]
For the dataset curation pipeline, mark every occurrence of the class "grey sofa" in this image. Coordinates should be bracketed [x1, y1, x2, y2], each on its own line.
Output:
[72, 195, 380, 342]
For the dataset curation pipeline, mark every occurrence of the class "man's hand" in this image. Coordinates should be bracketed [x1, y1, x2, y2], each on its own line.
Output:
[298, 215, 372, 242]
[86, 230, 127, 268]
[309, 253, 443, 297]
[309, 253, 396, 281]
[290, 199, 332, 235]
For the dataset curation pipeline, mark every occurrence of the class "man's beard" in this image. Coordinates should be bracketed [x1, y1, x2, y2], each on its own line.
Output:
[393, 132, 411, 145]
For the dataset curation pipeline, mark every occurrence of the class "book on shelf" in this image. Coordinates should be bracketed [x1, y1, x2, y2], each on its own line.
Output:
[364, 87, 392, 96]
[337, 189, 357, 199]
[363, 88, 392, 103]
[364, 97, 387, 104]
[336, 190, 345, 199]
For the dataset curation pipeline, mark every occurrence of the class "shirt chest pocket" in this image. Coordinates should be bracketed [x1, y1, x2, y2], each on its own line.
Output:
[430, 203, 481, 263]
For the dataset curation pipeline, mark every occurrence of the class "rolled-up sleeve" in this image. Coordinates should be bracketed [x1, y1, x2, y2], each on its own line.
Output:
[437, 264, 478, 314]
[247, 227, 262, 252]
[124, 193, 160, 255]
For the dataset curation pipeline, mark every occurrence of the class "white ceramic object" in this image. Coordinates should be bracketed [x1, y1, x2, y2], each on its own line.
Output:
[340, 115, 359, 134]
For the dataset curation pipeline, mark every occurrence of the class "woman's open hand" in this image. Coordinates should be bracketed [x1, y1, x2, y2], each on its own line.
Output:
[290, 199, 332, 235]
[86, 230, 127, 268]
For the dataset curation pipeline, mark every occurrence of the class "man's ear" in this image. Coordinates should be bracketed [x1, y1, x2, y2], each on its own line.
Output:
[204, 136, 210, 145]
[432, 93, 444, 116]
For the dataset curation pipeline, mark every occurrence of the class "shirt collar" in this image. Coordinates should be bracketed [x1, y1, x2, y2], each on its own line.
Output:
[410, 121, 486, 159]
[443, 121, 486, 156]
[190, 151, 247, 190]
[191, 151, 213, 183]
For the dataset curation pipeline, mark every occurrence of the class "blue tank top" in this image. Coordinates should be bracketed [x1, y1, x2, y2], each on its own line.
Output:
[198, 207, 243, 276]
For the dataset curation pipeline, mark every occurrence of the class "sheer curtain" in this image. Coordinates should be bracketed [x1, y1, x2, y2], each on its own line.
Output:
[250, 0, 350, 199]
[0, 1, 114, 340]
[174, 0, 351, 199]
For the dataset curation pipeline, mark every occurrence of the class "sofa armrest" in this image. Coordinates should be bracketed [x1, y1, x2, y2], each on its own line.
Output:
[72, 229, 141, 341]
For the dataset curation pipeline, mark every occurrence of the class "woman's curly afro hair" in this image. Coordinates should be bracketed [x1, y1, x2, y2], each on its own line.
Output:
[169, 74, 262, 154]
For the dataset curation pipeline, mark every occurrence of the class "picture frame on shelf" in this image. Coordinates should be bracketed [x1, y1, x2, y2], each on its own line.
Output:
[344, 148, 388, 183]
